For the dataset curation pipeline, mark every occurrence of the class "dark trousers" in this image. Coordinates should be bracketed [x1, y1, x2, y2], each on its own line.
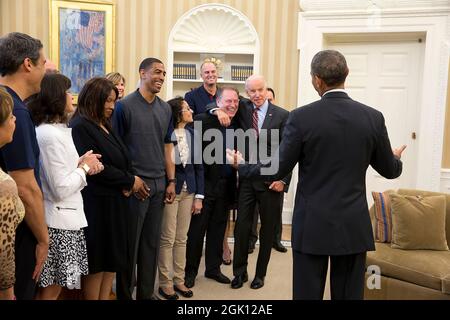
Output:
[185, 179, 229, 277]
[14, 223, 37, 300]
[233, 180, 282, 278]
[249, 194, 284, 247]
[116, 177, 165, 300]
[293, 250, 367, 300]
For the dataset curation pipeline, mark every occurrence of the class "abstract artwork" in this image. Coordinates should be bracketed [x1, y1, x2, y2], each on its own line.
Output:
[50, 0, 114, 99]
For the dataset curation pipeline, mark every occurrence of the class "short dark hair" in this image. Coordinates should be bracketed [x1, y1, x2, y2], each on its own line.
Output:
[76, 77, 118, 129]
[167, 96, 185, 128]
[217, 86, 239, 100]
[139, 57, 163, 72]
[311, 50, 349, 87]
[267, 87, 275, 99]
[28, 73, 71, 126]
[0, 32, 43, 76]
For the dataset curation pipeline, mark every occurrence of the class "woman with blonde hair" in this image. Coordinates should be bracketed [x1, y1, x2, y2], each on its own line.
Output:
[105, 72, 126, 100]
[0, 88, 24, 300]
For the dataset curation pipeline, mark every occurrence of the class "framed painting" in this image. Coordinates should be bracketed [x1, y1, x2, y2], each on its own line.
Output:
[50, 0, 115, 102]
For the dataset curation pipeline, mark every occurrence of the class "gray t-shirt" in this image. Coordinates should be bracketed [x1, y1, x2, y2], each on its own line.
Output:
[113, 90, 174, 179]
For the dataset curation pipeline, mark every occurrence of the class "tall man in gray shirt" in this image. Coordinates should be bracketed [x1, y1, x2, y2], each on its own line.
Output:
[113, 58, 176, 300]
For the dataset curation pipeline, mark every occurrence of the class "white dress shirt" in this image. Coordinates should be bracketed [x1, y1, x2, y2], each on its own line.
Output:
[36, 123, 88, 230]
[322, 88, 347, 97]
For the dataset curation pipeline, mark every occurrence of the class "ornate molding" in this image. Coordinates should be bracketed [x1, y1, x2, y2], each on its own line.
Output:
[170, 4, 258, 52]
[300, 0, 450, 12]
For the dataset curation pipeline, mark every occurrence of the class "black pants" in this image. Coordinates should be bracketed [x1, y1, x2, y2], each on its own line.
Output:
[14, 222, 37, 300]
[249, 193, 284, 247]
[116, 177, 165, 300]
[292, 250, 367, 300]
[185, 179, 229, 277]
[233, 180, 282, 278]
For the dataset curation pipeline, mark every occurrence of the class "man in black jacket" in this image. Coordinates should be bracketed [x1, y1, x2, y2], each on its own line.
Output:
[184, 86, 240, 288]
[230, 50, 406, 299]
[216, 75, 291, 290]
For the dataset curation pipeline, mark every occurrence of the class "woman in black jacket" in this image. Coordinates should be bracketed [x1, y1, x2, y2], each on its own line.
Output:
[70, 78, 149, 300]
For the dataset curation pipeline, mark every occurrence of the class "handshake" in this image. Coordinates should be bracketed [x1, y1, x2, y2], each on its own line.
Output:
[226, 149, 244, 168]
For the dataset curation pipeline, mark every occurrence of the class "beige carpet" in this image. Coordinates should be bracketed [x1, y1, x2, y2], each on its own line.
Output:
[171, 243, 331, 300]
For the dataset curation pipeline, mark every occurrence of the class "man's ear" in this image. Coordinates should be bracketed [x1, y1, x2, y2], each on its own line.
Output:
[139, 69, 146, 80]
[314, 75, 325, 90]
[23, 58, 33, 72]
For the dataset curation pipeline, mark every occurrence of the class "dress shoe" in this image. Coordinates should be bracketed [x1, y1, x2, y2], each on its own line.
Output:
[250, 276, 265, 289]
[174, 285, 194, 298]
[231, 272, 248, 289]
[273, 242, 288, 253]
[158, 287, 179, 300]
[205, 271, 231, 284]
[184, 275, 196, 288]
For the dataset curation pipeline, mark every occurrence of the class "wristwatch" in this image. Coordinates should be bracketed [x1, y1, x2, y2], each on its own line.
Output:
[80, 163, 90, 175]
[168, 178, 177, 184]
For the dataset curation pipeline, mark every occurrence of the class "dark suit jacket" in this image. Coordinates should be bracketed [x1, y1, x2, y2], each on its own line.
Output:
[174, 126, 205, 196]
[193, 112, 237, 205]
[70, 114, 135, 196]
[205, 98, 292, 191]
[239, 92, 403, 255]
[236, 98, 292, 192]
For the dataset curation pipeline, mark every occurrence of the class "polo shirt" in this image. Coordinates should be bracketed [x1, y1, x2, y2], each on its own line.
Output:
[0, 86, 41, 186]
[184, 85, 217, 115]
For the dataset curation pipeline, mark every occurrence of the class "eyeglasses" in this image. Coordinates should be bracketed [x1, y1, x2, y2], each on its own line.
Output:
[181, 107, 192, 113]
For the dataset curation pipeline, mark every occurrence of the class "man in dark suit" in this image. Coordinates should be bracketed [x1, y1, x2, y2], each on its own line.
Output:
[229, 50, 406, 299]
[216, 75, 291, 290]
[184, 86, 239, 288]
[248, 87, 289, 254]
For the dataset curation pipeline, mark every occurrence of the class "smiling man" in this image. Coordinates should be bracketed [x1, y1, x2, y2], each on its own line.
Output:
[113, 57, 176, 300]
[184, 87, 239, 289]
[185, 62, 219, 115]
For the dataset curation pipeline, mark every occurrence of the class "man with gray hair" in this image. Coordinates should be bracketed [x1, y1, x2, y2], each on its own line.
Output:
[230, 50, 406, 299]
[216, 75, 290, 290]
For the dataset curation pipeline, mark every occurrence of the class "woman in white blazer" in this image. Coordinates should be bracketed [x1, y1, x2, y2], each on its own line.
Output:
[28, 73, 103, 300]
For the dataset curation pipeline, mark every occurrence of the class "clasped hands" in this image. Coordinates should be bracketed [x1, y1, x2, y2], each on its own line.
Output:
[78, 150, 103, 175]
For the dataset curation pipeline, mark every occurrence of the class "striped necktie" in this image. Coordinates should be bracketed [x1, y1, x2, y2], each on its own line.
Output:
[252, 107, 259, 137]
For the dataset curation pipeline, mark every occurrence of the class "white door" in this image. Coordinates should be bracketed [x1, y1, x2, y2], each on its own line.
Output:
[327, 40, 424, 204]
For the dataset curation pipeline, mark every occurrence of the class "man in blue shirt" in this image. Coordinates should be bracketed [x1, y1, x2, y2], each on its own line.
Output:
[185, 62, 219, 115]
[0, 32, 48, 300]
